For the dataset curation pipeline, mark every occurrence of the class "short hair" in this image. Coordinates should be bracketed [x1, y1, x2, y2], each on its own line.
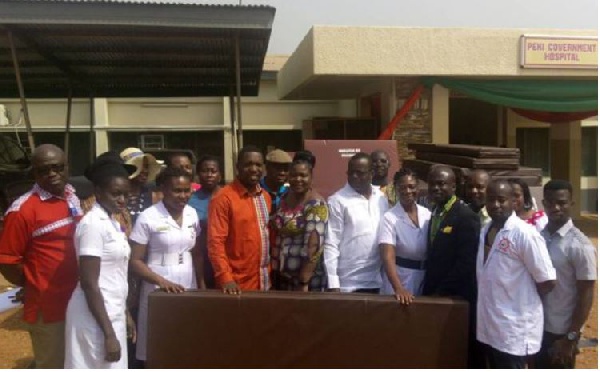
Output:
[393, 167, 418, 184]
[292, 150, 316, 169]
[507, 178, 533, 210]
[167, 151, 193, 166]
[156, 166, 192, 187]
[348, 152, 371, 168]
[544, 179, 573, 196]
[237, 145, 263, 164]
[196, 154, 221, 172]
[370, 150, 390, 160]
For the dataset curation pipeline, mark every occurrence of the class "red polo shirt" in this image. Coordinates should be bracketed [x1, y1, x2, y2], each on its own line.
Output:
[0, 184, 81, 324]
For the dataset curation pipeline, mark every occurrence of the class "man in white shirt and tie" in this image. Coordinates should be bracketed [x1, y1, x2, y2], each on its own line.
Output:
[324, 152, 389, 293]
[477, 180, 556, 368]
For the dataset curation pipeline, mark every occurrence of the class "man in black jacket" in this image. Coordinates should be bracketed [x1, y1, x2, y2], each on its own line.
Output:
[422, 165, 483, 368]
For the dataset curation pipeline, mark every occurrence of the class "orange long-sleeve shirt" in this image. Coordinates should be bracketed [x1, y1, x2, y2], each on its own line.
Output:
[207, 180, 271, 290]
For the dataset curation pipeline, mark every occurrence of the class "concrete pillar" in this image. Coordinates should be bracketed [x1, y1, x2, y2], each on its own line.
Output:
[95, 129, 109, 155]
[223, 129, 234, 183]
[431, 84, 449, 144]
[94, 98, 110, 155]
[549, 121, 582, 218]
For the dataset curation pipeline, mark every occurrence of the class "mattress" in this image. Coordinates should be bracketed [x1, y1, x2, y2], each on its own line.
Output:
[416, 152, 520, 170]
[407, 143, 520, 159]
[146, 290, 469, 368]
[402, 159, 541, 186]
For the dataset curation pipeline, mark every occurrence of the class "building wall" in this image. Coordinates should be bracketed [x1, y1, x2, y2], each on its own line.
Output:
[0, 80, 355, 181]
[279, 27, 597, 99]
[506, 110, 598, 213]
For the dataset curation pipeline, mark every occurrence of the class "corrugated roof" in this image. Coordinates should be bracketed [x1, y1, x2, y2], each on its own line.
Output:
[0, 0, 275, 98]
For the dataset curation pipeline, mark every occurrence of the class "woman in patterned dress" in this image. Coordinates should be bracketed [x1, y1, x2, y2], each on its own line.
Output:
[270, 152, 328, 292]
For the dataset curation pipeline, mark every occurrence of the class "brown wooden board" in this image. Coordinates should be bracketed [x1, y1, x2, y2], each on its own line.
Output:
[416, 152, 520, 170]
[146, 291, 469, 369]
[408, 143, 520, 159]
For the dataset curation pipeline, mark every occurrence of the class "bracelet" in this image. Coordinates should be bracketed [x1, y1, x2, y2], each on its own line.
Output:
[299, 279, 310, 285]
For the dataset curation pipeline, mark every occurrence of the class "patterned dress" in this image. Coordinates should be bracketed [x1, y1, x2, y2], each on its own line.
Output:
[270, 198, 328, 291]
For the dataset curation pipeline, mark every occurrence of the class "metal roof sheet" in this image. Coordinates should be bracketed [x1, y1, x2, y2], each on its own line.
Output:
[0, 0, 275, 98]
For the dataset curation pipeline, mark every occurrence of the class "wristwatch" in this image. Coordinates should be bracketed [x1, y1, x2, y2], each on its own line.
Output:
[566, 331, 581, 341]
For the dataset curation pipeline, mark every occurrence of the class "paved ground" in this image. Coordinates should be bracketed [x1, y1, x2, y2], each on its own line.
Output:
[0, 216, 597, 368]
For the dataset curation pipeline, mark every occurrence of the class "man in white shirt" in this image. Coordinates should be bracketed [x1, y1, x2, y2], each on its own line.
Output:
[324, 152, 388, 293]
[477, 180, 556, 368]
[536, 180, 597, 368]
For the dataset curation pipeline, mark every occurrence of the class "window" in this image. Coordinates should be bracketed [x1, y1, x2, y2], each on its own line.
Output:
[581, 126, 598, 177]
[516, 128, 550, 176]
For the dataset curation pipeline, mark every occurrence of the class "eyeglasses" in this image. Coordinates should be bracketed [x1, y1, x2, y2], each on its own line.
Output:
[34, 163, 66, 176]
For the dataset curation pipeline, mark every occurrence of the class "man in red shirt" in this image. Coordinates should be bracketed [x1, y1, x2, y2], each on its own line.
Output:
[208, 145, 271, 294]
[0, 144, 82, 369]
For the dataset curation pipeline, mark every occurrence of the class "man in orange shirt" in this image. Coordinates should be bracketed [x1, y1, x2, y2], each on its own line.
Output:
[0, 144, 82, 369]
[208, 145, 272, 294]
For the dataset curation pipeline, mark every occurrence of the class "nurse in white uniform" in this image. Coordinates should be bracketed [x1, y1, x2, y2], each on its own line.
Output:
[378, 168, 431, 304]
[65, 152, 136, 368]
[129, 166, 204, 363]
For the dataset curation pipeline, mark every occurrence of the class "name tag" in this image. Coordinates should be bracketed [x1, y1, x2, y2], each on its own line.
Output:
[156, 225, 171, 232]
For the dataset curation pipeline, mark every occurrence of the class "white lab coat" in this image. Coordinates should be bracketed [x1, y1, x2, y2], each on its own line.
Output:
[65, 204, 130, 369]
[476, 213, 556, 356]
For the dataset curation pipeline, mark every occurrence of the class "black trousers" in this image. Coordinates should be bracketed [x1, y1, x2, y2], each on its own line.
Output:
[534, 332, 576, 369]
[484, 344, 527, 369]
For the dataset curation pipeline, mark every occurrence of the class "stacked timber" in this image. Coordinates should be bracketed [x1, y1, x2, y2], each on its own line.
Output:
[404, 143, 543, 188]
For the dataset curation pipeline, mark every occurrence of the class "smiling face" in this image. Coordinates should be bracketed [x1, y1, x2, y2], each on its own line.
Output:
[427, 167, 456, 206]
[237, 151, 264, 189]
[32, 147, 68, 196]
[543, 189, 573, 227]
[288, 162, 312, 195]
[510, 183, 527, 213]
[465, 170, 489, 208]
[485, 182, 514, 224]
[96, 176, 130, 215]
[396, 174, 418, 207]
[347, 157, 373, 195]
[161, 176, 192, 213]
[371, 151, 390, 180]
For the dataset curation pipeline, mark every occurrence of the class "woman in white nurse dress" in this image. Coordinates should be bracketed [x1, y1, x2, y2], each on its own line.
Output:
[65, 152, 136, 368]
[378, 168, 431, 304]
[129, 166, 203, 363]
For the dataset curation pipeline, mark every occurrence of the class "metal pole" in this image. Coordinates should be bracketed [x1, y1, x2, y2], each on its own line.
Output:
[7, 30, 35, 152]
[235, 33, 243, 150]
[229, 91, 238, 164]
[89, 93, 95, 162]
[64, 86, 73, 160]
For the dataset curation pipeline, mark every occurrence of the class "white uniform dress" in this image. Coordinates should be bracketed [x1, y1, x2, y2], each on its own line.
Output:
[129, 201, 200, 361]
[377, 203, 431, 295]
[65, 204, 130, 369]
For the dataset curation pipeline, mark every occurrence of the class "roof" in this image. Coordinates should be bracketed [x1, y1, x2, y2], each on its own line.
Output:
[0, 0, 276, 98]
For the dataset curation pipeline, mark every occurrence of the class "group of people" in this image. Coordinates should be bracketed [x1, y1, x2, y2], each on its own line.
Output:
[0, 143, 595, 369]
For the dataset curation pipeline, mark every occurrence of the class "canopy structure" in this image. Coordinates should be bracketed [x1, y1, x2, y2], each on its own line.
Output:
[0, 0, 276, 98]
[0, 0, 276, 154]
